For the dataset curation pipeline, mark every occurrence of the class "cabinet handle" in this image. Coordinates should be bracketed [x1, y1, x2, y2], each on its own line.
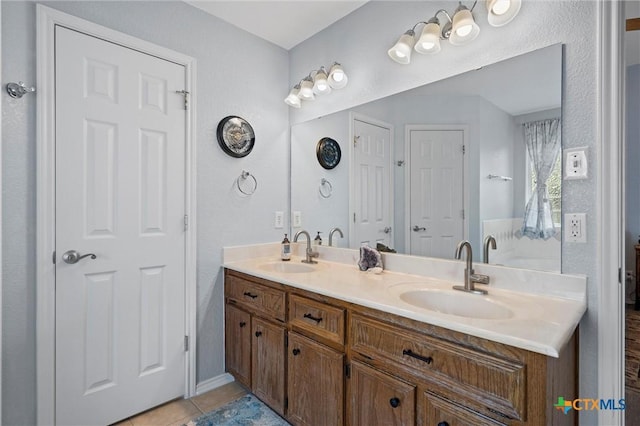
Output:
[243, 292, 258, 299]
[402, 349, 433, 364]
[389, 397, 400, 408]
[437, 422, 449, 426]
[239, 321, 246, 328]
[292, 348, 300, 356]
[303, 313, 323, 323]
[255, 331, 262, 337]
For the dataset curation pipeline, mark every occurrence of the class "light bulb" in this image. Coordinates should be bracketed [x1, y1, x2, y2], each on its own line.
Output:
[298, 77, 315, 100]
[456, 24, 472, 37]
[312, 68, 331, 95]
[491, 0, 511, 15]
[328, 63, 348, 89]
[387, 30, 415, 64]
[450, 6, 480, 45]
[414, 20, 441, 54]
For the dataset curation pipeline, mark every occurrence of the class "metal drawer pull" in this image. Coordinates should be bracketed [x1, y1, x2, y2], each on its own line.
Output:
[389, 397, 400, 408]
[402, 349, 433, 364]
[437, 422, 449, 426]
[292, 348, 300, 356]
[255, 331, 262, 337]
[303, 313, 323, 323]
[243, 292, 258, 299]
[239, 322, 246, 328]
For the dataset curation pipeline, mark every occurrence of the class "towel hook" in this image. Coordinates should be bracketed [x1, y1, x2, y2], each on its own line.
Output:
[319, 178, 333, 198]
[6, 81, 36, 99]
[236, 170, 257, 195]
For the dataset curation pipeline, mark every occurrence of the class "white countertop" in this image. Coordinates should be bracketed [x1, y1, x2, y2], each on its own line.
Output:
[223, 243, 587, 358]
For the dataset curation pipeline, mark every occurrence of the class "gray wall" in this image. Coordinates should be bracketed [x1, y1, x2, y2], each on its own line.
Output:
[2, 1, 289, 424]
[627, 64, 640, 298]
[289, 1, 599, 423]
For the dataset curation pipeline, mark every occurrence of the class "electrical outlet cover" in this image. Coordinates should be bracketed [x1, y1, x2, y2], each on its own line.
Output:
[274, 211, 284, 229]
[564, 213, 587, 243]
[293, 211, 302, 228]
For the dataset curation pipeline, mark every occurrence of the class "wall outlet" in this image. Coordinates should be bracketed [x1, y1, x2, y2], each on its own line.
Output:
[274, 211, 284, 229]
[564, 147, 588, 180]
[293, 211, 302, 228]
[564, 213, 586, 243]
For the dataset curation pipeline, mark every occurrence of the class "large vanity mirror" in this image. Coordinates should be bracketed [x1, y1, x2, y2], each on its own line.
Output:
[291, 44, 562, 272]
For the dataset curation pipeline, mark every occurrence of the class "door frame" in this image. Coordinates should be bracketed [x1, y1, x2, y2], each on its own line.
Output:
[404, 124, 469, 255]
[348, 112, 395, 249]
[35, 6, 198, 425]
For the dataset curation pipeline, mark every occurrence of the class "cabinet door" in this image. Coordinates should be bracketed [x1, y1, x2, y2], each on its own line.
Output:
[224, 303, 251, 387]
[420, 390, 507, 426]
[252, 317, 286, 415]
[288, 332, 344, 426]
[348, 360, 416, 426]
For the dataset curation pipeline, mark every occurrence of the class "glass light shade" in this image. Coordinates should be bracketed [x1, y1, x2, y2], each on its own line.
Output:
[312, 68, 332, 95]
[284, 85, 301, 108]
[415, 22, 441, 54]
[298, 77, 315, 100]
[486, 0, 521, 27]
[387, 30, 415, 64]
[328, 63, 348, 89]
[449, 7, 480, 45]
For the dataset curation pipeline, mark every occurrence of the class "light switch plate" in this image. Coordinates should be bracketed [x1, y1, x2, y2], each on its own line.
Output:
[274, 211, 284, 229]
[564, 147, 588, 180]
[293, 211, 302, 228]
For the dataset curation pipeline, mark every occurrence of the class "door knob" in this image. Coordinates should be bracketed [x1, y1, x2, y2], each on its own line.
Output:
[412, 225, 427, 232]
[62, 250, 97, 264]
[381, 226, 392, 234]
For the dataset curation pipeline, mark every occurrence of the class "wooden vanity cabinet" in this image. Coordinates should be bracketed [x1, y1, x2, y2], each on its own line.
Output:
[287, 331, 344, 426]
[224, 271, 287, 415]
[347, 360, 416, 426]
[224, 269, 577, 426]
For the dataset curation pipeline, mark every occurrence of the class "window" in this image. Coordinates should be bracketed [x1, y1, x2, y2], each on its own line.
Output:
[527, 154, 562, 226]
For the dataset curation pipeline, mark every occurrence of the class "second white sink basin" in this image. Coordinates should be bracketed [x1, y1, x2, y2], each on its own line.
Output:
[259, 261, 317, 274]
[398, 288, 514, 320]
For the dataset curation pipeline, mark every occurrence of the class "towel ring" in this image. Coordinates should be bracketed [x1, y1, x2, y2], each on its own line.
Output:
[319, 178, 333, 198]
[236, 170, 257, 195]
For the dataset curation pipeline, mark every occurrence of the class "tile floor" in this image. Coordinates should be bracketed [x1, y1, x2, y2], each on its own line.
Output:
[112, 381, 248, 426]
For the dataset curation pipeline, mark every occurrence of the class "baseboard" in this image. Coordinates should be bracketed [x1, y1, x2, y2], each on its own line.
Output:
[195, 373, 235, 395]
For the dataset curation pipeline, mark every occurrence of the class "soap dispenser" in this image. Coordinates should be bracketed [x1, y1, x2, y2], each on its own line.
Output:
[314, 231, 323, 246]
[281, 234, 291, 261]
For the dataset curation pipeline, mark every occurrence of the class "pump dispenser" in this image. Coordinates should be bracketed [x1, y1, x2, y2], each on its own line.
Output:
[281, 234, 291, 261]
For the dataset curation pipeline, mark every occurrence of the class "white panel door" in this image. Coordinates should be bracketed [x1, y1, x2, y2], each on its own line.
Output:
[408, 129, 464, 258]
[55, 26, 186, 425]
[353, 118, 393, 248]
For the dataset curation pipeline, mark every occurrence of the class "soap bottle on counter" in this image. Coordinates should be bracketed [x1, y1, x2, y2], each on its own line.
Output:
[281, 234, 291, 261]
[314, 231, 323, 246]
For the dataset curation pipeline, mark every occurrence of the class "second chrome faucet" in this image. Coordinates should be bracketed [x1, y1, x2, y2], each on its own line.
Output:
[453, 240, 490, 295]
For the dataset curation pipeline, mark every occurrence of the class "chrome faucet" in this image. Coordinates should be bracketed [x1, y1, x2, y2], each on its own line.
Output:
[293, 230, 319, 264]
[328, 227, 344, 246]
[483, 235, 497, 264]
[453, 240, 489, 295]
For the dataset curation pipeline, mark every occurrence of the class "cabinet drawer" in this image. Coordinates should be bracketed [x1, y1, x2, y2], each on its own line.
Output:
[289, 294, 345, 345]
[350, 314, 525, 421]
[226, 274, 286, 321]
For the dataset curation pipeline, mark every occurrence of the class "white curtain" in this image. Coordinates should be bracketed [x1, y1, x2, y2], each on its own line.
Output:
[521, 118, 561, 240]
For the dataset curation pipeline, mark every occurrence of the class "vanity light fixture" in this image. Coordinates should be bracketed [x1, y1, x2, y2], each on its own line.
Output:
[284, 62, 348, 108]
[388, 0, 521, 64]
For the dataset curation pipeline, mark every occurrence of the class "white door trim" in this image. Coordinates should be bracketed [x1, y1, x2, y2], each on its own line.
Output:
[404, 124, 469, 255]
[597, 1, 625, 425]
[348, 112, 395, 249]
[36, 6, 198, 425]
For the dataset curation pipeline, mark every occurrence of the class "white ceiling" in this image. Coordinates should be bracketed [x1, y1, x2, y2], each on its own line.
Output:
[185, 1, 368, 50]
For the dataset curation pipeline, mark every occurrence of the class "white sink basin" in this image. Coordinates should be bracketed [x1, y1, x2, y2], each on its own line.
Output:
[398, 289, 514, 320]
[259, 262, 316, 274]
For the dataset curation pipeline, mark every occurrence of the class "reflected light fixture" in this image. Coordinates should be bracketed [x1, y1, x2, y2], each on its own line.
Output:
[486, 0, 521, 27]
[284, 63, 348, 107]
[387, 0, 521, 65]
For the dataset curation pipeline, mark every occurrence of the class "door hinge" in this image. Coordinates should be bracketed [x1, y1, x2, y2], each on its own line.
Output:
[285, 334, 288, 347]
[184, 335, 189, 352]
[619, 267, 622, 284]
[354, 135, 360, 147]
[184, 215, 189, 231]
[284, 398, 288, 411]
[52, 250, 56, 264]
[345, 363, 351, 378]
[461, 209, 465, 220]
[462, 144, 466, 154]
[175, 90, 190, 110]
[353, 213, 356, 223]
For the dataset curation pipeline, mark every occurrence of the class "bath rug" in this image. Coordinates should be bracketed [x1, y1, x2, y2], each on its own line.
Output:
[187, 394, 290, 426]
